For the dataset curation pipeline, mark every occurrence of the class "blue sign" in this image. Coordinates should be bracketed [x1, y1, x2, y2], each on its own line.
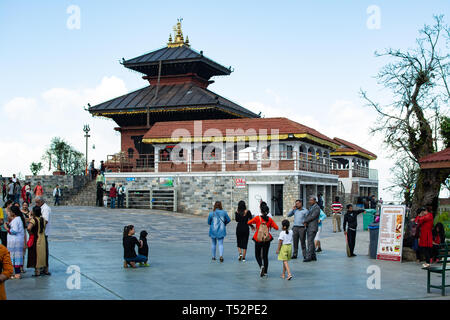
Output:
[126, 177, 136, 182]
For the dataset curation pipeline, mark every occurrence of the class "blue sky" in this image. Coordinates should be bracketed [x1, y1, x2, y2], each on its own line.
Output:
[1, 0, 449, 200]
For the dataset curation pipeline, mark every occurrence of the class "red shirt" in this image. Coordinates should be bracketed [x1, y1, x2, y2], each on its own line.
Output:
[248, 215, 279, 242]
[109, 187, 117, 198]
[415, 212, 433, 248]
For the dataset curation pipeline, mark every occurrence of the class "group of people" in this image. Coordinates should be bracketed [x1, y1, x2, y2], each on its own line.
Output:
[2, 177, 62, 207]
[96, 181, 126, 209]
[0, 195, 52, 299]
[206, 196, 327, 280]
[89, 160, 106, 180]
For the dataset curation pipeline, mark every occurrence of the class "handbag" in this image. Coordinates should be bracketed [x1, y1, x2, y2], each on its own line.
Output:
[27, 234, 35, 248]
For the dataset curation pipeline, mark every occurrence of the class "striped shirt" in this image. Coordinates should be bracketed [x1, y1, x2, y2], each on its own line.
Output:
[331, 202, 343, 214]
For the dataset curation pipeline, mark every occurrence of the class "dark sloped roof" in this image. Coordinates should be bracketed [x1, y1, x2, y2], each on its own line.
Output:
[88, 83, 258, 118]
[123, 45, 231, 76]
[419, 148, 450, 164]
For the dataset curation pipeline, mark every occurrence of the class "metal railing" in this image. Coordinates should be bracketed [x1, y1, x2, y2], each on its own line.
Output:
[105, 151, 346, 175]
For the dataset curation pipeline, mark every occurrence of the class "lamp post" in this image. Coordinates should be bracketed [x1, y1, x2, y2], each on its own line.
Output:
[83, 124, 91, 176]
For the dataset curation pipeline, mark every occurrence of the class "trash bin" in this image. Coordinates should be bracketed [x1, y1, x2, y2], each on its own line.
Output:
[368, 223, 379, 259]
[363, 209, 377, 230]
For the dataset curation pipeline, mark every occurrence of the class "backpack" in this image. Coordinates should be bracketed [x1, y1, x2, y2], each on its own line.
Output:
[257, 216, 271, 242]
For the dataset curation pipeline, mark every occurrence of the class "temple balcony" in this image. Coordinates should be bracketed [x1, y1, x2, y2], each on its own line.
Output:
[105, 151, 340, 175]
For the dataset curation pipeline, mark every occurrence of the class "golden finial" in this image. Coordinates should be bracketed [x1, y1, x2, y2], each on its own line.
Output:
[167, 19, 190, 48]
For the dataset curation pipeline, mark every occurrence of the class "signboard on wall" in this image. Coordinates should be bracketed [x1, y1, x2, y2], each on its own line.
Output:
[376, 205, 406, 262]
[234, 178, 246, 188]
[159, 177, 174, 187]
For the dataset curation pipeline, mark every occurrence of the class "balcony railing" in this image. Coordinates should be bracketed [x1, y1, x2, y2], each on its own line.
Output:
[106, 151, 345, 175]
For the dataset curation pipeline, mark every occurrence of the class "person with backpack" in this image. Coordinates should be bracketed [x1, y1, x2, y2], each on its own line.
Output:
[207, 201, 231, 262]
[248, 202, 279, 277]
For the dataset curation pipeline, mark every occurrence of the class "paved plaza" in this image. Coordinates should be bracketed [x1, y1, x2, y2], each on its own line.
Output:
[5, 205, 449, 300]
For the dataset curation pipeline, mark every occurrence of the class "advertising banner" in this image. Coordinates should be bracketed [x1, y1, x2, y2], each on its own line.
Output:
[376, 205, 406, 262]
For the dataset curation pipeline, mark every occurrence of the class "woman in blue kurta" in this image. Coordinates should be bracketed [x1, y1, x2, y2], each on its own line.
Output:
[208, 201, 231, 262]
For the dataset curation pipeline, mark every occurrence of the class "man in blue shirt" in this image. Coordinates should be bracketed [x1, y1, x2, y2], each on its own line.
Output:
[287, 199, 309, 259]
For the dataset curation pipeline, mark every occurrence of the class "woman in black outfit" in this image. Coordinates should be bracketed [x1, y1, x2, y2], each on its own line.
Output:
[235, 201, 254, 261]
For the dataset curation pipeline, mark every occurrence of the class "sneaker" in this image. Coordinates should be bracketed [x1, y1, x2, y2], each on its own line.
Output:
[242, 258, 246, 262]
[238, 255, 243, 261]
[212, 257, 216, 261]
[220, 256, 224, 263]
[291, 255, 297, 259]
[260, 266, 265, 277]
[142, 263, 150, 267]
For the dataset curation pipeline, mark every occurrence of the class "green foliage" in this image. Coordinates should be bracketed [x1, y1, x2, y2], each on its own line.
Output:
[42, 137, 85, 175]
[441, 116, 450, 148]
[30, 162, 43, 176]
[435, 212, 450, 239]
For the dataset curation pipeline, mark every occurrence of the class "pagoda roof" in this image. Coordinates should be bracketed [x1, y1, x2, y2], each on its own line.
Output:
[88, 83, 258, 118]
[123, 45, 231, 78]
[142, 117, 339, 149]
[330, 137, 377, 160]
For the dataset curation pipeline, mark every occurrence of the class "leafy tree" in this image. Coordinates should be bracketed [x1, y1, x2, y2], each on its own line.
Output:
[441, 115, 450, 148]
[361, 15, 450, 216]
[42, 137, 85, 175]
[30, 162, 43, 176]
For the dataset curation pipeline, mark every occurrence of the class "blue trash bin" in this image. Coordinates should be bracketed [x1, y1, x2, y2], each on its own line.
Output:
[368, 223, 380, 259]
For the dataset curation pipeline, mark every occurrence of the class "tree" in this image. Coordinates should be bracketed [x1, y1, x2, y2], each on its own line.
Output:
[385, 157, 419, 207]
[30, 162, 43, 176]
[361, 15, 450, 217]
[42, 137, 85, 175]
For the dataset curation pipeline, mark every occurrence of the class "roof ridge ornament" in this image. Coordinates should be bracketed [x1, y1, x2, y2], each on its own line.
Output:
[167, 18, 190, 48]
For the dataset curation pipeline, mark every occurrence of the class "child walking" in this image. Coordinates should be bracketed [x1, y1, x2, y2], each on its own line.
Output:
[276, 219, 293, 280]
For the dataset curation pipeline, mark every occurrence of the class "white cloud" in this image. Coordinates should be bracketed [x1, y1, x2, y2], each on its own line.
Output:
[0, 76, 127, 177]
[3, 97, 38, 120]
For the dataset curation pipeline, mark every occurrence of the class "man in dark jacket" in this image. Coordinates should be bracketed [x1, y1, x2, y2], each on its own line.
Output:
[96, 182, 104, 207]
[303, 196, 321, 262]
[343, 204, 365, 257]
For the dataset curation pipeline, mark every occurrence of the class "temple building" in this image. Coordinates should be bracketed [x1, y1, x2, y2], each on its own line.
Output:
[88, 20, 379, 215]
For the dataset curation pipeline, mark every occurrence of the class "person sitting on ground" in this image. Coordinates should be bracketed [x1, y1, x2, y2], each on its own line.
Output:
[123, 225, 148, 268]
[138, 230, 150, 267]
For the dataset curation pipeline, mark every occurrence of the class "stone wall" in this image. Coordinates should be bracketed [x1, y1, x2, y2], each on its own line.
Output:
[104, 174, 304, 216]
[24, 175, 89, 203]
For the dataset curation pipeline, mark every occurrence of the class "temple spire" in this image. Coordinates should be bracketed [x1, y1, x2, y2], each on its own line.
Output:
[167, 18, 190, 48]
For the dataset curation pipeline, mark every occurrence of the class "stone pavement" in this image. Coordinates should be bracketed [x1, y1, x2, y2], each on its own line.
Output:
[5, 205, 449, 300]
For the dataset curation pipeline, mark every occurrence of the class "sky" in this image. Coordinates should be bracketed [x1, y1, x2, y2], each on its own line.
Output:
[0, 0, 449, 201]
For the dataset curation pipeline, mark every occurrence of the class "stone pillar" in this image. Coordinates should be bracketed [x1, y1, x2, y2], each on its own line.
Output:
[154, 145, 160, 172]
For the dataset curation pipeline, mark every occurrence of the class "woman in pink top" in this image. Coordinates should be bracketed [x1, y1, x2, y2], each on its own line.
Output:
[33, 182, 44, 197]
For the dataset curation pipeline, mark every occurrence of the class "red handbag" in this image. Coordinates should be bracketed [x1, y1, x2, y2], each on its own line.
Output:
[27, 234, 35, 248]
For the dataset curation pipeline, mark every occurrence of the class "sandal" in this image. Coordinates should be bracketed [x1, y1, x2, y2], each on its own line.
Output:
[280, 275, 285, 279]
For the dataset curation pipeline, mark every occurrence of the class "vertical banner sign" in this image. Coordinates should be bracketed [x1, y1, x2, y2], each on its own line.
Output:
[234, 178, 246, 188]
[377, 205, 406, 262]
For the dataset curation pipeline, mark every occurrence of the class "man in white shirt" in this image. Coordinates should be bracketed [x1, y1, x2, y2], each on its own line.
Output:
[35, 196, 51, 275]
[53, 185, 61, 206]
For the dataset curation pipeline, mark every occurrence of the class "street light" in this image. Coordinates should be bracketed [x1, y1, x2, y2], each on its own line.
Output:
[83, 124, 91, 176]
